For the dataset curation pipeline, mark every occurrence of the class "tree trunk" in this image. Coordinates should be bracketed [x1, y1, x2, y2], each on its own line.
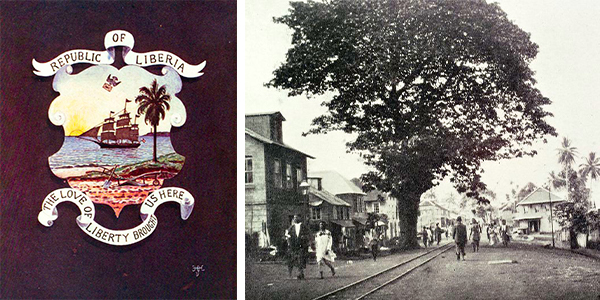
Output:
[153, 125, 158, 162]
[570, 228, 578, 249]
[396, 193, 421, 249]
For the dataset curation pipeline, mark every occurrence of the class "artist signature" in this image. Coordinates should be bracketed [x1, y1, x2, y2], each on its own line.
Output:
[192, 265, 206, 277]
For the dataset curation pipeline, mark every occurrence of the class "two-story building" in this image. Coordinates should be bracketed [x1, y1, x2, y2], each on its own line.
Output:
[417, 199, 458, 231]
[245, 112, 314, 249]
[306, 178, 353, 250]
[308, 170, 367, 247]
[364, 190, 400, 242]
[514, 187, 564, 234]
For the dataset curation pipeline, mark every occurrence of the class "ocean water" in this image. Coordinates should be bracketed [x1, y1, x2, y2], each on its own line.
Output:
[49, 136, 178, 168]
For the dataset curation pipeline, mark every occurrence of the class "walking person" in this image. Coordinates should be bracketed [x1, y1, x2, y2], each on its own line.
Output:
[435, 223, 442, 246]
[285, 214, 310, 279]
[314, 222, 336, 279]
[422, 226, 429, 248]
[486, 223, 491, 242]
[453, 216, 468, 261]
[428, 226, 434, 245]
[469, 219, 482, 252]
[369, 232, 380, 261]
[500, 219, 510, 246]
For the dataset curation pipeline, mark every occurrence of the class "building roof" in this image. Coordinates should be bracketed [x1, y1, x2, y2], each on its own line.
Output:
[330, 219, 355, 228]
[498, 201, 513, 211]
[245, 128, 315, 159]
[245, 111, 286, 121]
[516, 187, 565, 206]
[364, 190, 386, 202]
[308, 170, 366, 196]
[309, 187, 351, 207]
[420, 200, 458, 215]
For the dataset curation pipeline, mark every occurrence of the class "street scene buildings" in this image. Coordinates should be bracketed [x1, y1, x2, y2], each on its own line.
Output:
[245, 0, 600, 299]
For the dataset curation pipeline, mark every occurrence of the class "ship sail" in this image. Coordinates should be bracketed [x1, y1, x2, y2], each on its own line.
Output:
[77, 99, 141, 148]
[79, 126, 100, 138]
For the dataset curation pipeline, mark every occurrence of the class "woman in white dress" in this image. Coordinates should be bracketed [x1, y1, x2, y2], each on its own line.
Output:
[315, 222, 336, 279]
[489, 223, 500, 246]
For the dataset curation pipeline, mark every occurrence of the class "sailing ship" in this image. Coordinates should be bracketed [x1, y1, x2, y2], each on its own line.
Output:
[78, 99, 141, 148]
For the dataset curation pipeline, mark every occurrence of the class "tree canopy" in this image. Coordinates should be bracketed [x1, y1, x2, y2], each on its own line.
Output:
[269, 0, 556, 247]
[269, 0, 555, 203]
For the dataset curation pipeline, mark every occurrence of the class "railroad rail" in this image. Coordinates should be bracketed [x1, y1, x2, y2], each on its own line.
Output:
[312, 243, 454, 300]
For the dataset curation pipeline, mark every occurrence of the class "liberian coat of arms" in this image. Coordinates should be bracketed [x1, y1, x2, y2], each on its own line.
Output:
[35, 30, 201, 246]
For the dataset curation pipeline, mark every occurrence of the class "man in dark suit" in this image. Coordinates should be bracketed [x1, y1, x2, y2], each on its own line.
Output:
[285, 214, 310, 279]
[434, 223, 442, 245]
[453, 216, 468, 261]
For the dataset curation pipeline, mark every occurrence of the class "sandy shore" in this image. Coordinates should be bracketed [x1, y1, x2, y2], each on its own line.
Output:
[51, 166, 111, 179]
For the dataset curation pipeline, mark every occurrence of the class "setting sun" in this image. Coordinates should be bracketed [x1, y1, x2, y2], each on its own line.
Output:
[65, 113, 90, 136]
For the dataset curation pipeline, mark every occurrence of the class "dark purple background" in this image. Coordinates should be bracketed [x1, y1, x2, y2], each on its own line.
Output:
[0, 1, 236, 298]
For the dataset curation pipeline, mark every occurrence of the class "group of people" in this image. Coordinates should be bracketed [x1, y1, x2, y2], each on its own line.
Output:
[421, 223, 444, 248]
[284, 213, 513, 280]
[284, 214, 336, 280]
[452, 217, 511, 261]
[486, 220, 511, 247]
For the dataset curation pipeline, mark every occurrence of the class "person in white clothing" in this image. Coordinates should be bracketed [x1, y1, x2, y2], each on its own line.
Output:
[314, 221, 336, 279]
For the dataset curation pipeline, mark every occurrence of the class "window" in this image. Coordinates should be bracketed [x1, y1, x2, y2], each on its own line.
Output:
[333, 206, 338, 219]
[374, 202, 380, 214]
[296, 168, 303, 187]
[345, 207, 350, 219]
[311, 207, 321, 220]
[245, 156, 253, 184]
[273, 159, 282, 188]
[286, 163, 293, 189]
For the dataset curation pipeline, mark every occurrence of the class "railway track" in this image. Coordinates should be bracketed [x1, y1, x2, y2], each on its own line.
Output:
[311, 243, 454, 300]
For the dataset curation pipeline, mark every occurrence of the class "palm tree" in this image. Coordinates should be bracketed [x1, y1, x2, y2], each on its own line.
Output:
[557, 137, 577, 201]
[135, 79, 171, 162]
[579, 152, 600, 208]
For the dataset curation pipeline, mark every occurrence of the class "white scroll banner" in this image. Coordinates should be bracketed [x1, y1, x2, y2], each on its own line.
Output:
[38, 187, 194, 246]
[32, 30, 205, 78]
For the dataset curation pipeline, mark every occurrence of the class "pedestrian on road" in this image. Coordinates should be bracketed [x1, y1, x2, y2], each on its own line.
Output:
[285, 214, 310, 279]
[422, 226, 429, 248]
[453, 216, 467, 261]
[435, 223, 442, 245]
[469, 219, 482, 252]
[369, 233, 380, 261]
[500, 219, 510, 246]
[314, 221, 336, 279]
[486, 223, 491, 241]
[428, 226, 434, 245]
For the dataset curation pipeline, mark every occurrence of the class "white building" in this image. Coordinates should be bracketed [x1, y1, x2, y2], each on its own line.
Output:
[514, 187, 564, 234]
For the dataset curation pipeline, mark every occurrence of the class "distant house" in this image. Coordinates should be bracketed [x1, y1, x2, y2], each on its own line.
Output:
[417, 200, 458, 230]
[514, 187, 564, 234]
[497, 201, 516, 227]
[364, 190, 400, 241]
[308, 170, 367, 247]
[306, 179, 353, 250]
[245, 112, 314, 249]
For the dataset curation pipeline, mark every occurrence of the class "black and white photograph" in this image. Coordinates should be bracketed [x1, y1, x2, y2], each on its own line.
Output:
[244, 1, 600, 299]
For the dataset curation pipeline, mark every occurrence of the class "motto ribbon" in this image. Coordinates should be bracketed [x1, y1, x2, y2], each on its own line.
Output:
[32, 30, 206, 78]
[38, 187, 194, 246]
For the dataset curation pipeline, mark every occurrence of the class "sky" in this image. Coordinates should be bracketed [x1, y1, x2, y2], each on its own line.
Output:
[244, 0, 600, 207]
[49, 64, 185, 136]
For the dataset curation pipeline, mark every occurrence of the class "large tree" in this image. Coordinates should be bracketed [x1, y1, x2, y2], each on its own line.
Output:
[269, 0, 556, 248]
